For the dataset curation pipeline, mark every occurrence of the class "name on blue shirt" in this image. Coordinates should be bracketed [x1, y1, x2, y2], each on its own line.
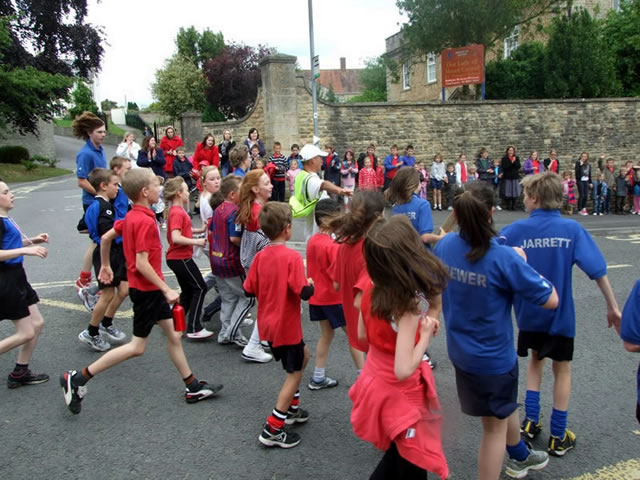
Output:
[518, 237, 572, 249]
[447, 265, 487, 287]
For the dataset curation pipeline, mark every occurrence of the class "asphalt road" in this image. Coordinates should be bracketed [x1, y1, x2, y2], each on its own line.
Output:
[0, 136, 638, 479]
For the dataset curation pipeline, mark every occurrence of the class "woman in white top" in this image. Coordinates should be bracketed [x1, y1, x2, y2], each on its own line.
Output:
[116, 132, 141, 168]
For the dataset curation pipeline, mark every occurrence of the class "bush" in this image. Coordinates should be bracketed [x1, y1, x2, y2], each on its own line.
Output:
[0, 145, 30, 164]
[21, 158, 37, 171]
[125, 113, 150, 132]
[202, 105, 225, 122]
[32, 155, 58, 168]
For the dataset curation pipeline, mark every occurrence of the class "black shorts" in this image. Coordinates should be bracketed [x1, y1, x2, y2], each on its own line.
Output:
[430, 179, 443, 190]
[0, 265, 39, 320]
[92, 243, 127, 289]
[309, 304, 346, 329]
[77, 203, 90, 233]
[517, 331, 574, 362]
[455, 362, 519, 419]
[130, 288, 172, 338]
[269, 341, 306, 374]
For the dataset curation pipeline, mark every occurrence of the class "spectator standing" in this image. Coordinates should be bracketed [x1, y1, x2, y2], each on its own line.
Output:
[116, 132, 141, 169]
[574, 152, 592, 215]
[501, 146, 522, 211]
[243, 128, 265, 158]
[218, 129, 236, 177]
[159, 126, 184, 178]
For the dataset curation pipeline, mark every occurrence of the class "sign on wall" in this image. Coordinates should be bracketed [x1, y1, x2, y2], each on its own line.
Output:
[441, 44, 485, 87]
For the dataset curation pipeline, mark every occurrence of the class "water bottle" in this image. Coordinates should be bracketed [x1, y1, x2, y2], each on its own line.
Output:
[172, 304, 186, 332]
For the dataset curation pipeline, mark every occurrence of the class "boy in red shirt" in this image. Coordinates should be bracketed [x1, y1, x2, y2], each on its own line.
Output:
[244, 202, 314, 449]
[60, 168, 223, 414]
[306, 198, 345, 390]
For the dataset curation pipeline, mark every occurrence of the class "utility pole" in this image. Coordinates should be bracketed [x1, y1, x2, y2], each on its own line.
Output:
[308, 0, 319, 145]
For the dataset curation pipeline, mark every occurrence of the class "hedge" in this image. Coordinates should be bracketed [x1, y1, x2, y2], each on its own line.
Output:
[0, 146, 30, 164]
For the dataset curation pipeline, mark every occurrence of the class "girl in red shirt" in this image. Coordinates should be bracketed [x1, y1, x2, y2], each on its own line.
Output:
[350, 215, 449, 480]
[328, 190, 385, 372]
[164, 177, 213, 339]
[192, 134, 220, 191]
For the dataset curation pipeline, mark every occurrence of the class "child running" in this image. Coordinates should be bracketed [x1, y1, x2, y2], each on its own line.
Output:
[164, 177, 213, 339]
[328, 190, 385, 371]
[307, 198, 345, 390]
[499, 172, 621, 457]
[244, 202, 315, 448]
[78, 168, 128, 351]
[350, 215, 449, 480]
[621, 278, 640, 424]
[61, 168, 223, 414]
[0, 179, 49, 389]
[433, 181, 558, 480]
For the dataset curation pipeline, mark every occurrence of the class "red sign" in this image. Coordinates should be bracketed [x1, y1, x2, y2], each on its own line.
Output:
[441, 44, 485, 87]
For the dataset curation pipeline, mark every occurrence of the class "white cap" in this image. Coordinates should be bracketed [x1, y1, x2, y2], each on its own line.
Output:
[300, 144, 328, 161]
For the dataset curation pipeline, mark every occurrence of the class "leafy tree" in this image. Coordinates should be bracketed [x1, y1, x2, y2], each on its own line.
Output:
[68, 82, 98, 119]
[152, 55, 207, 121]
[101, 99, 118, 111]
[396, 0, 561, 55]
[350, 57, 387, 102]
[202, 105, 226, 123]
[603, 0, 640, 96]
[176, 26, 224, 67]
[203, 43, 276, 119]
[127, 101, 139, 111]
[544, 9, 619, 98]
[485, 42, 545, 99]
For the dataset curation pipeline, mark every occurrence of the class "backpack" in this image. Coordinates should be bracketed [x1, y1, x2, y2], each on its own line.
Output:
[289, 170, 318, 218]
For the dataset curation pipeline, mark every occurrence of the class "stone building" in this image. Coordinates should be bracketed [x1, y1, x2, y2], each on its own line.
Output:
[301, 57, 363, 103]
[385, 0, 621, 102]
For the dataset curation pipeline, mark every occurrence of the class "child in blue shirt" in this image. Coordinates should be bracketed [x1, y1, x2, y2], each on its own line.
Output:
[434, 181, 558, 479]
[499, 172, 621, 457]
[399, 144, 416, 168]
[621, 279, 640, 424]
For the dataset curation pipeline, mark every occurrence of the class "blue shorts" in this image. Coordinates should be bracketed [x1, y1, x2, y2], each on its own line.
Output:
[430, 179, 443, 190]
[309, 304, 346, 329]
[454, 362, 519, 419]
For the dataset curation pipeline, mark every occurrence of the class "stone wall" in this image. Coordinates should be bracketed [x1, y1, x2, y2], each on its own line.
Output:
[0, 121, 56, 160]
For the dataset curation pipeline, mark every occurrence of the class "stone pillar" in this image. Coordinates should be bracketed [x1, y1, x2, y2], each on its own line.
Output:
[259, 54, 299, 154]
[179, 112, 203, 151]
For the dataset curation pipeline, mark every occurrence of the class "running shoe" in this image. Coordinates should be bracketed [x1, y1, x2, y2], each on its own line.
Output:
[308, 376, 338, 390]
[186, 328, 215, 340]
[520, 418, 542, 439]
[548, 429, 576, 457]
[259, 425, 301, 448]
[184, 381, 223, 403]
[78, 329, 111, 352]
[7, 370, 49, 389]
[505, 444, 549, 478]
[285, 408, 309, 425]
[241, 344, 273, 363]
[60, 370, 87, 414]
[99, 324, 126, 343]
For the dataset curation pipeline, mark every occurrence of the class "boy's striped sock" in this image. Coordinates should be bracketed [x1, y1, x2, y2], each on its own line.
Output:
[506, 439, 529, 461]
[312, 367, 325, 383]
[288, 390, 300, 413]
[266, 408, 287, 432]
[524, 390, 541, 422]
[550, 408, 568, 438]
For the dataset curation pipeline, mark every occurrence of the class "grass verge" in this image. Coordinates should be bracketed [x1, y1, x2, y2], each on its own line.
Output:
[54, 118, 126, 136]
[0, 163, 73, 183]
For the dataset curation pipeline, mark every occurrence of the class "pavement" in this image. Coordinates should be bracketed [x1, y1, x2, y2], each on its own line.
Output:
[0, 135, 639, 479]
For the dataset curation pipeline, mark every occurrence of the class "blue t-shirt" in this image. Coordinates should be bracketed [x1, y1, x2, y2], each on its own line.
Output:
[85, 197, 122, 245]
[0, 217, 24, 265]
[233, 167, 247, 178]
[391, 193, 433, 239]
[434, 234, 553, 375]
[400, 155, 415, 167]
[76, 139, 107, 206]
[113, 186, 130, 221]
[499, 209, 607, 338]
[621, 278, 640, 419]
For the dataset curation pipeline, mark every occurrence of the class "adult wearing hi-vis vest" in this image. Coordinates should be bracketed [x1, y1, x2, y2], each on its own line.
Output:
[291, 144, 352, 240]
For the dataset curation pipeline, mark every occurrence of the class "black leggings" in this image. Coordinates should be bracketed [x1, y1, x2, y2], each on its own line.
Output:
[166, 258, 207, 333]
[577, 180, 590, 211]
[370, 443, 428, 480]
[272, 180, 285, 202]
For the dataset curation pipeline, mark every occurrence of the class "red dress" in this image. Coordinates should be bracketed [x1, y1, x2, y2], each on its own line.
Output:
[159, 135, 184, 174]
[192, 142, 220, 190]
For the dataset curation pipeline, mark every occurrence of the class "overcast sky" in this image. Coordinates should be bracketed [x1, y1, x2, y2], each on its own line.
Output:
[86, 0, 407, 107]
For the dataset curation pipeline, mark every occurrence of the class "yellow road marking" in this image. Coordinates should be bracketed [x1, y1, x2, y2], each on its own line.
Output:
[30, 268, 209, 289]
[38, 298, 133, 318]
[565, 458, 640, 479]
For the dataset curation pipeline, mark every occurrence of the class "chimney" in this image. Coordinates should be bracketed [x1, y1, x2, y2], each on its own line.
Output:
[340, 57, 346, 71]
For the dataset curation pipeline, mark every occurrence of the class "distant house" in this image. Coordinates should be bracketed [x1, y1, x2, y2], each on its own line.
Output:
[385, 0, 620, 102]
[302, 57, 363, 103]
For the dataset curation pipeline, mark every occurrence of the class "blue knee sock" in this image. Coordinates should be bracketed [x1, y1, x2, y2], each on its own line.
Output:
[524, 390, 540, 423]
[550, 408, 568, 438]
[506, 439, 529, 462]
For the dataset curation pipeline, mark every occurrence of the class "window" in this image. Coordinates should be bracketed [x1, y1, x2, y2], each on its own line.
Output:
[504, 25, 520, 59]
[426, 53, 437, 84]
[402, 60, 411, 90]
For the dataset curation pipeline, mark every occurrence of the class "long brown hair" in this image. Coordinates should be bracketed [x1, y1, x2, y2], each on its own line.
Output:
[453, 182, 496, 262]
[71, 111, 104, 140]
[329, 190, 385, 244]
[365, 216, 448, 322]
[385, 167, 419, 205]
[236, 169, 265, 226]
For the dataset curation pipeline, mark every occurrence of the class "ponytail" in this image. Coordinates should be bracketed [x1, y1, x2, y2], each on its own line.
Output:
[453, 182, 496, 262]
[329, 190, 385, 244]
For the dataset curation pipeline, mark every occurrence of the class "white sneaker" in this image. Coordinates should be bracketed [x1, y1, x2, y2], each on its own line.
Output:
[186, 328, 215, 340]
[447, 206, 453, 211]
[593, 212, 598, 215]
[242, 317, 255, 327]
[496, 205, 502, 211]
[241, 344, 273, 363]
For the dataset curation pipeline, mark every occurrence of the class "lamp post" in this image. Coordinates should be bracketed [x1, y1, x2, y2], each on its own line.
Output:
[308, 0, 319, 145]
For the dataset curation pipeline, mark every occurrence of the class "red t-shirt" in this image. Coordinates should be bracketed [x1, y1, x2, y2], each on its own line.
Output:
[247, 201, 262, 232]
[243, 244, 309, 347]
[328, 239, 369, 352]
[166, 205, 193, 260]
[306, 233, 340, 305]
[114, 204, 163, 291]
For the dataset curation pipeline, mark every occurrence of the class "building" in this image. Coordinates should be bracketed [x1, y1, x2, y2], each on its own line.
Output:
[302, 57, 363, 103]
[385, 0, 621, 102]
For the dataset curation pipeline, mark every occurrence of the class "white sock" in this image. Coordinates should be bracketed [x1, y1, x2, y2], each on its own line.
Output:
[247, 320, 260, 349]
[312, 367, 325, 382]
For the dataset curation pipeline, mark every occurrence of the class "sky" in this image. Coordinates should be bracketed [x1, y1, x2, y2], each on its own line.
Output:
[86, 0, 407, 107]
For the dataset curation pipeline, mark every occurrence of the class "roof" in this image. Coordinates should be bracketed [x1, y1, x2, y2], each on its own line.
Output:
[301, 69, 363, 95]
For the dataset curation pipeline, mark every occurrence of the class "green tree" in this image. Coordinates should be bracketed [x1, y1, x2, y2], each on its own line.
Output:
[101, 99, 118, 111]
[176, 26, 199, 61]
[152, 55, 207, 120]
[396, 0, 561, 55]
[485, 42, 546, 99]
[603, 0, 640, 96]
[544, 9, 619, 98]
[176, 26, 224, 67]
[349, 57, 387, 102]
[68, 82, 98, 119]
[127, 101, 140, 111]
